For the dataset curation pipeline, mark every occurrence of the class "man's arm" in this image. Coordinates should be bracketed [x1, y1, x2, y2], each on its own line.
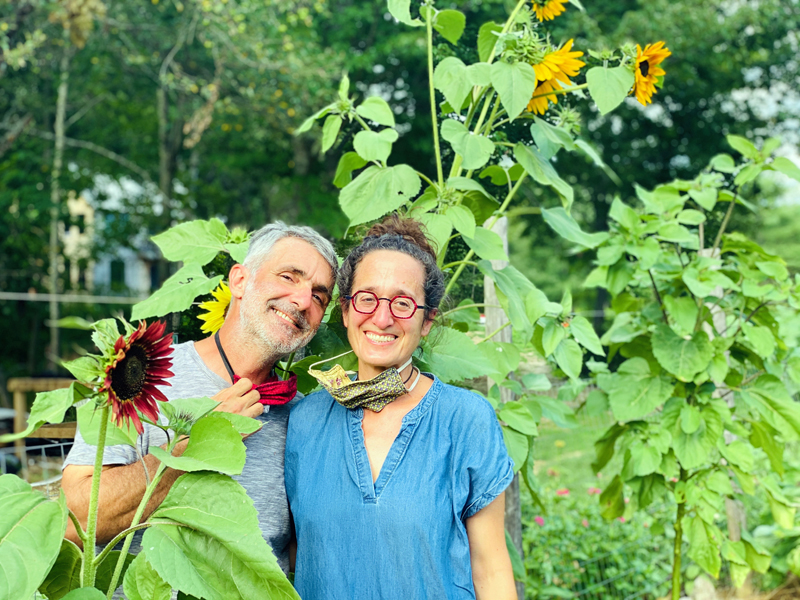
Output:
[63, 379, 263, 547]
[466, 492, 517, 600]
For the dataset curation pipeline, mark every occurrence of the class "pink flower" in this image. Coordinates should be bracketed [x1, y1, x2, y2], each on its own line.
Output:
[535, 516, 545, 526]
[618, 517, 626, 523]
[581, 519, 589, 527]
[624, 497, 630, 504]
[670, 477, 678, 483]
[587, 487, 602, 495]
[556, 488, 570, 496]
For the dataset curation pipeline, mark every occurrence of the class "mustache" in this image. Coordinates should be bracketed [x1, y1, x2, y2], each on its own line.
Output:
[266, 299, 310, 331]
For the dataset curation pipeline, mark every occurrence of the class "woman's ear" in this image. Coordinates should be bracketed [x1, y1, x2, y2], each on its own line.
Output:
[421, 309, 437, 337]
[228, 263, 249, 300]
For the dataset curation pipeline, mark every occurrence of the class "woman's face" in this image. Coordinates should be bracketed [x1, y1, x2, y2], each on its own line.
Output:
[343, 249, 433, 380]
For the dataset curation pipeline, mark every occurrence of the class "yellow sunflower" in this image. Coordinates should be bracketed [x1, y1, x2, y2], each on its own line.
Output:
[632, 41, 671, 106]
[532, 0, 568, 22]
[528, 39, 585, 114]
[198, 281, 231, 334]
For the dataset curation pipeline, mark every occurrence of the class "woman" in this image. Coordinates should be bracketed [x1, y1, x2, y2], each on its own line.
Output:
[285, 216, 516, 600]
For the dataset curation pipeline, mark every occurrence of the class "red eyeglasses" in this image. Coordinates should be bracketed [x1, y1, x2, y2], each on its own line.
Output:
[344, 290, 427, 319]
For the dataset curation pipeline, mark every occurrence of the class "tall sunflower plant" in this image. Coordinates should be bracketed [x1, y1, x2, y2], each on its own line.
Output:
[0, 316, 299, 599]
[551, 135, 800, 599]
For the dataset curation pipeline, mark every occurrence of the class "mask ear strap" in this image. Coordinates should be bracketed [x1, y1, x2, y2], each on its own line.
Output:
[308, 349, 354, 371]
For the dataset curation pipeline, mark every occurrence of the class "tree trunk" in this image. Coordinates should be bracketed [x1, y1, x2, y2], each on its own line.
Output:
[48, 44, 71, 372]
[483, 216, 524, 600]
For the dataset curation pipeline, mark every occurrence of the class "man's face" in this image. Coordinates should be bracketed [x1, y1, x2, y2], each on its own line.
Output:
[238, 237, 334, 356]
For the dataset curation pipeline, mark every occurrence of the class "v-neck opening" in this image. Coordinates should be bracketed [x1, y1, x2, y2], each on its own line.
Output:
[348, 375, 439, 502]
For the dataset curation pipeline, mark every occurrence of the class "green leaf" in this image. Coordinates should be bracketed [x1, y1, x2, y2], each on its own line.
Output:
[61, 356, 101, 382]
[320, 114, 342, 154]
[743, 325, 775, 358]
[568, 316, 604, 356]
[151, 219, 227, 265]
[718, 440, 754, 473]
[444, 205, 476, 238]
[628, 440, 662, 476]
[746, 375, 800, 437]
[505, 530, 525, 582]
[727, 135, 759, 160]
[585, 389, 609, 417]
[541, 320, 566, 357]
[541, 207, 608, 249]
[664, 296, 698, 336]
[387, 0, 423, 26]
[223, 242, 248, 263]
[143, 473, 299, 600]
[657, 222, 695, 244]
[52, 316, 95, 330]
[479, 342, 521, 380]
[416, 212, 452, 256]
[433, 9, 465, 45]
[750, 421, 784, 476]
[38, 540, 82, 600]
[665, 400, 723, 470]
[77, 401, 139, 447]
[522, 373, 551, 392]
[501, 426, 529, 473]
[149, 413, 246, 475]
[687, 516, 721, 578]
[553, 338, 582, 381]
[651, 325, 713, 382]
[447, 176, 494, 200]
[96, 551, 135, 595]
[333, 152, 368, 188]
[514, 144, 573, 207]
[600, 357, 674, 422]
[490, 61, 537, 121]
[477, 21, 503, 62]
[463, 226, 508, 261]
[124, 554, 172, 600]
[441, 119, 494, 170]
[734, 163, 763, 186]
[131, 264, 222, 321]
[294, 104, 333, 135]
[0, 475, 68, 600]
[742, 536, 771, 574]
[609, 197, 638, 230]
[600, 475, 625, 520]
[353, 128, 398, 163]
[477, 261, 533, 338]
[338, 73, 350, 101]
[680, 405, 701, 434]
[755, 260, 788, 281]
[355, 96, 395, 127]
[0, 383, 91, 442]
[466, 63, 492, 87]
[498, 401, 538, 436]
[771, 156, 800, 183]
[677, 209, 706, 225]
[433, 57, 471, 113]
[688, 188, 717, 211]
[419, 327, 495, 383]
[709, 154, 735, 173]
[339, 165, 421, 227]
[586, 66, 634, 115]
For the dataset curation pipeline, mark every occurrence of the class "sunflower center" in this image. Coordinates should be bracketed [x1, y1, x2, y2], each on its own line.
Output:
[639, 60, 649, 77]
[111, 344, 148, 400]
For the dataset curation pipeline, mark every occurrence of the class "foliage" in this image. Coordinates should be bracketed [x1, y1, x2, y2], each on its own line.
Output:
[557, 135, 800, 598]
[0, 317, 293, 599]
[522, 487, 673, 599]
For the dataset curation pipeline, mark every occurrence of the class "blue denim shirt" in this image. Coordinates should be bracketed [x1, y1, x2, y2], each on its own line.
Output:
[285, 376, 514, 600]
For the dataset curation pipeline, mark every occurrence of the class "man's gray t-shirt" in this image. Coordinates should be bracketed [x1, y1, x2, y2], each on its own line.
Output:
[64, 341, 295, 573]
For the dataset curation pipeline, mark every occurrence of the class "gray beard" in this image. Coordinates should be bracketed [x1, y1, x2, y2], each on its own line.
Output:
[239, 284, 315, 362]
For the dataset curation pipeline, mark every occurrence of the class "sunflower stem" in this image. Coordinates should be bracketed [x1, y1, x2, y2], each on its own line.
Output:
[425, 6, 445, 187]
[105, 455, 170, 597]
[81, 403, 110, 588]
[282, 351, 296, 380]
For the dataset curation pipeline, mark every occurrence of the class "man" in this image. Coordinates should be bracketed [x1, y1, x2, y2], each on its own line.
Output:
[62, 222, 337, 574]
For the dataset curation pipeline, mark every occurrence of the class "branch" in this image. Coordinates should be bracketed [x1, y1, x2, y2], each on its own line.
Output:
[30, 129, 152, 182]
[65, 93, 108, 130]
[730, 301, 771, 339]
[0, 113, 32, 159]
[649, 270, 668, 323]
[711, 193, 737, 253]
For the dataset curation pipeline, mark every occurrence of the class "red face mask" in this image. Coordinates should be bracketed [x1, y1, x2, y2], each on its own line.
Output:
[215, 331, 297, 406]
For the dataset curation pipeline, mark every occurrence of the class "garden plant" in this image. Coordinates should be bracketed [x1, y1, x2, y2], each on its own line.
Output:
[563, 136, 800, 598]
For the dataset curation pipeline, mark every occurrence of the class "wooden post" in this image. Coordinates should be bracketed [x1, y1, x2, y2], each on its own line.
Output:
[483, 216, 524, 600]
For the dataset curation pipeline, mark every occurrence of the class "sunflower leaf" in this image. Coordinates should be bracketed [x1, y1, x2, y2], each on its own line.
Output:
[131, 264, 223, 322]
[586, 66, 634, 115]
[0, 383, 93, 442]
[151, 219, 228, 266]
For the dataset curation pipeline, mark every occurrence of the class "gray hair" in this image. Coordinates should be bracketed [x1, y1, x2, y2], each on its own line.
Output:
[338, 232, 445, 321]
[243, 221, 338, 279]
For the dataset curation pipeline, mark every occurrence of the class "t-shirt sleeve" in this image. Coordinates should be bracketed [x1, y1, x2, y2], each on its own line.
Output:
[461, 396, 515, 520]
[62, 426, 139, 469]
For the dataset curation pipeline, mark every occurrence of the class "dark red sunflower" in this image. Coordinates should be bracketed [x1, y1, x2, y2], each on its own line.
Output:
[101, 320, 174, 434]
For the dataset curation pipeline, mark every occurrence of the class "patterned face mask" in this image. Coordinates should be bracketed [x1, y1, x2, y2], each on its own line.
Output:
[308, 350, 421, 412]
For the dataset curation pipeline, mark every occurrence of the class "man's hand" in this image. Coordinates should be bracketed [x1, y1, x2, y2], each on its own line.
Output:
[212, 378, 263, 419]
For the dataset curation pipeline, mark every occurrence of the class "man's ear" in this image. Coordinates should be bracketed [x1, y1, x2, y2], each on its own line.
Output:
[228, 263, 249, 300]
